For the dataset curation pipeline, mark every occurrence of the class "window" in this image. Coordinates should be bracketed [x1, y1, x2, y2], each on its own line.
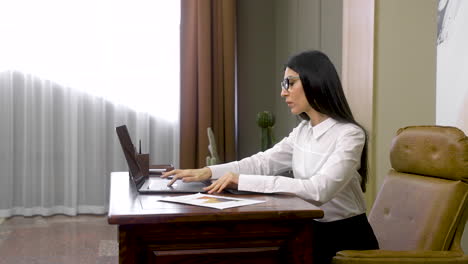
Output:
[0, 0, 180, 121]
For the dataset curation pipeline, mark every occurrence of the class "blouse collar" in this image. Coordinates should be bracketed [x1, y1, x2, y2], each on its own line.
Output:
[307, 117, 338, 139]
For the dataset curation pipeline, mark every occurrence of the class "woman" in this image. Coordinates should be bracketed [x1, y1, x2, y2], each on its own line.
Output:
[163, 50, 379, 263]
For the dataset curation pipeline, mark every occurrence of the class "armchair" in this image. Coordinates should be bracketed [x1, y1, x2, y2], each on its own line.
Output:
[333, 125, 468, 263]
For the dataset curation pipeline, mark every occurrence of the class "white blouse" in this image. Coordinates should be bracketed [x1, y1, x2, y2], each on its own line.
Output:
[208, 118, 367, 222]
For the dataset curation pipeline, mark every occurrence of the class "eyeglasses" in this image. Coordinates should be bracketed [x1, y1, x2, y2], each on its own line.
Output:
[281, 76, 300, 92]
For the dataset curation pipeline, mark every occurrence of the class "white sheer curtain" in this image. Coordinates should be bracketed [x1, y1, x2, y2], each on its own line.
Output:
[0, 0, 180, 217]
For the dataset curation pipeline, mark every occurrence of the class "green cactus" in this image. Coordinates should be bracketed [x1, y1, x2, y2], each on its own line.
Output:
[256, 111, 275, 151]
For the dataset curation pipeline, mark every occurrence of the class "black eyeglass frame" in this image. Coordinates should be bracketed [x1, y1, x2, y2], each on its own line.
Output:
[281, 76, 300, 92]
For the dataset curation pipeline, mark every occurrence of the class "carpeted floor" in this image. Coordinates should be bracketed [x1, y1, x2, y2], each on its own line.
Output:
[0, 215, 118, 264]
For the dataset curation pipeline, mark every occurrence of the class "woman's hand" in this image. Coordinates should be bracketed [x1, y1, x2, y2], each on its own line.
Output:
[204, 172, 239, 194]
[161, 167, 212, 186]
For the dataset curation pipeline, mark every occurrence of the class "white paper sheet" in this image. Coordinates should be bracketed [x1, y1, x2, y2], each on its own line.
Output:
[157, 193, 265, 210]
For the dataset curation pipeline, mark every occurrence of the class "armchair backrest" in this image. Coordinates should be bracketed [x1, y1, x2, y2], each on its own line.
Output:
[368, 126, 468, 251]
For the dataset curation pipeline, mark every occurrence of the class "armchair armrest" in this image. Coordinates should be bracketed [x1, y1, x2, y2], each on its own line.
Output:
[332, 250, 468, 264]
[337, 250, 462, 258]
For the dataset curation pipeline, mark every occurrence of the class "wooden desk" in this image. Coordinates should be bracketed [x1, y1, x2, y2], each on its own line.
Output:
[108, 172, 324, 264]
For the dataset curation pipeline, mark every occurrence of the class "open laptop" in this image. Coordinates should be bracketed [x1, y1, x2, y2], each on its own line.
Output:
[116, 125, 209, 193]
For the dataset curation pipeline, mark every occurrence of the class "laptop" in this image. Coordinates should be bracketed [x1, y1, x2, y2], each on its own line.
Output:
[116, 125, 209, 193]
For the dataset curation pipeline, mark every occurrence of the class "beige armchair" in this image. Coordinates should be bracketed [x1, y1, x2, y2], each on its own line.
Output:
[333, 126, 468, 264]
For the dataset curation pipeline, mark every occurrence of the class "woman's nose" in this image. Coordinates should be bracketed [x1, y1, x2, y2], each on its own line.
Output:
[280, 89, 288, 97]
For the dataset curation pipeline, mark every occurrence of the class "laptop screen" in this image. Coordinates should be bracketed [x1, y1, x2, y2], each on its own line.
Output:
[116, 125, 145, 186]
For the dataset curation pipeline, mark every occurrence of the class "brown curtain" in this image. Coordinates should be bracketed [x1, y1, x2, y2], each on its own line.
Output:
[180, 0, 237, 169]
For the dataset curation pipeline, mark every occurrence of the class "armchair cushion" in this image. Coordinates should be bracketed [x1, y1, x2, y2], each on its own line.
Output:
[390, 126, 468, 182]
[369, 170, 468, 251]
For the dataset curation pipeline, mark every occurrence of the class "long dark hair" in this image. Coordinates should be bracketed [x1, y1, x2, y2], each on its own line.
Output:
[285, 50, 368, 192]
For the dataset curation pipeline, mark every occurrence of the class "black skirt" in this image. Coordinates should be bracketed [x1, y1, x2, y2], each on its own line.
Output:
[311, 213, 379, 264]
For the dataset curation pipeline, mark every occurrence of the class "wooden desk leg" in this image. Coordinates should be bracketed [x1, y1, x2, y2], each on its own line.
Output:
[285, 222, 314, 263]
[119, 225, 139, 264]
